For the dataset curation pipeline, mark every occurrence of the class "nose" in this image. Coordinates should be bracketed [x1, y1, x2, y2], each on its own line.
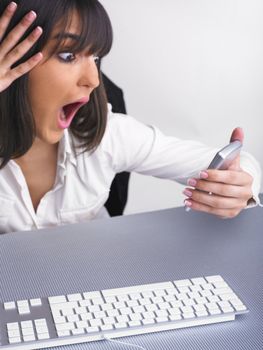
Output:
[78, 55, 100, 90]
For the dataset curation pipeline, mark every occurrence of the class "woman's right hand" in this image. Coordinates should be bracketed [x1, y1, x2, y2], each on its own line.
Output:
[0, 2, 43, 92]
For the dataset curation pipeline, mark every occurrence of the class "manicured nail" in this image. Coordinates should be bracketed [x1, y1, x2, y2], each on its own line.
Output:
[183, 189, 192, 197]
[33, 26, 43, 37]
[187, 178, 197, 187]
[8, 2, 17, 11]
[26, 11, 37, 20]
[32, 52, 43, 61]
[184, 200, 192, 207]
[199, 171, 209, 179]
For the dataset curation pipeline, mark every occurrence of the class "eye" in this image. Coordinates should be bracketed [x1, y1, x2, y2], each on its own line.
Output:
[57, 52, 76, 63]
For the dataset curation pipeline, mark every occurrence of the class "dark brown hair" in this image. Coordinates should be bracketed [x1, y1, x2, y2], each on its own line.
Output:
[0, 0, 113, 168]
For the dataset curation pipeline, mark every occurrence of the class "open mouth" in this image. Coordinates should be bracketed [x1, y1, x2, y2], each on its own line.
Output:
[61, 102, 82, 121]
[58, 98, 89, 129]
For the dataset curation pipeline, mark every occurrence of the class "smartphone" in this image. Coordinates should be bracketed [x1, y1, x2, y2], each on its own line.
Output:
[185, 140, 242, 212]
[207, 140, 242, 170]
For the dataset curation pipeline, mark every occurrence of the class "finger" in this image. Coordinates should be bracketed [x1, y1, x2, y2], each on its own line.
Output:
[227, 154, 241, 171]
[184, 198, 244, 218]
[228, 127, 244, 170]
[185, 189, 246, 209]
[7, 51, 43, 83]
[0, 2, 17, 41]
[4, 26, 42, 68]
[201, 169, 252, 187]
[230, 127, 244, 143]
[0, 10, 37, 56]
[184, 185, 248, 203]
[188, 180, 252, 200]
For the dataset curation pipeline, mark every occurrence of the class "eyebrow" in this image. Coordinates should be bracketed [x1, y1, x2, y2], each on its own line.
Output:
[53, 33, 81, 41]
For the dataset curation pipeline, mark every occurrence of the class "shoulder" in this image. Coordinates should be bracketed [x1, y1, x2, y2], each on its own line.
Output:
[104, 103, 153, 139]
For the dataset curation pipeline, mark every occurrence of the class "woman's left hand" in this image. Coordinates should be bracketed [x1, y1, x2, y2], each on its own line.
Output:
[183, 127, 254, 218]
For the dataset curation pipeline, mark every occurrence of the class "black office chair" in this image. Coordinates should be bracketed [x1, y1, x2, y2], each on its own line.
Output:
[102, 73, 130, 216]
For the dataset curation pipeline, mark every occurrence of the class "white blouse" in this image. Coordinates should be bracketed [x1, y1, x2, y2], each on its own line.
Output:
[0, 106, 261, 234]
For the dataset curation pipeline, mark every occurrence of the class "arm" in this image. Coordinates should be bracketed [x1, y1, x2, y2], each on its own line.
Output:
[102, 113, 261, 218]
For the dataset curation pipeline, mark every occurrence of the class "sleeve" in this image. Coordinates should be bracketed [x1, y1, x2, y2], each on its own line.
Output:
[101, 111, 262, 206]
[237, 151, 262, 208]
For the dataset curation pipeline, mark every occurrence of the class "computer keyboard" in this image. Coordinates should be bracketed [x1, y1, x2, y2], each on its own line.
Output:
[0, 275, 248, 350]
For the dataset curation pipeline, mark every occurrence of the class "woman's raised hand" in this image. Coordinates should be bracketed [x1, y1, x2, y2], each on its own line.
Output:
[0, 2, 43, 92]
[183, 128, 254, 218]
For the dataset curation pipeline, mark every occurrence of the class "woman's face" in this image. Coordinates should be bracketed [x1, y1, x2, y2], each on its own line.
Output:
[28, 11, 100, 145]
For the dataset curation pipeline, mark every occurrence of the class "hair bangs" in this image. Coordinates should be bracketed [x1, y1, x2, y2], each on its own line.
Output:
[51, 0, 113, 59]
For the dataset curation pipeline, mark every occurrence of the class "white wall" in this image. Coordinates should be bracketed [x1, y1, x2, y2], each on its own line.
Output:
[100, 0, 263, 214]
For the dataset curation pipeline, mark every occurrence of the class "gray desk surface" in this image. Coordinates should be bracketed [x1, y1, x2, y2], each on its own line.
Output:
[0, 204, 262, 350]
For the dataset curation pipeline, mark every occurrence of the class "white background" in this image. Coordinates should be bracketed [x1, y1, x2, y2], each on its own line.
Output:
[100, 0, 263, 214]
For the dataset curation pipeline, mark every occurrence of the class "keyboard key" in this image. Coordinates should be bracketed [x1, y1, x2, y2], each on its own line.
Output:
[102, 317, 115, 325]
[18, 307, 31, 315]
[196, 310, 208, 317]
[56, 322, 74, 331]
[206, 275, 224, 283]
[89, 319, 102, 327]
[156, 316, 168, 323]
[57, 330, 70, 337]
[183, 313, 195, 319]
[101, 324, 114, 331]
[191, 277, 206, 285]
[23, 335, 36, 342]
[7, 323, 20, 331]
[35, 326, 49, 334]
[68, 293, 83, 301]
[130, 313, 142, 321]
[21, 328, 34, 337]
[17, 300, 29, 308]
[4, 302, 16, 310]
[48, 296, 67, 304]
[169, 314, 182, 321]
[142, 319, 155, 325]
[72, 328, 85, 335]
[209, 308, 221, 315]
[83, 291, 101, 300]
[30, 298, 42, 307]
[21, 321, 33, 329]
[67, 315, 80, 323]
[174, 279, 192, 288]
[9, 337, 21, 344]
[7, 330, 20, 338]
[128, 320, 141, 327]
[37, 333, 50, 340]
[86, 326, 99, 333]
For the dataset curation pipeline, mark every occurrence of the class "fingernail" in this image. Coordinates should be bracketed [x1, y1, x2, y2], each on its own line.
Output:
[183, 189, 192, 197]
[8, 2, 17, 11]
[187, 178, 197, 187]
[184, 200, 192, 207]
[200, 171, 208, 179]
[26, 10, 37, 20]
[32, 52, 43, 61]
[33, 26, 43, 36]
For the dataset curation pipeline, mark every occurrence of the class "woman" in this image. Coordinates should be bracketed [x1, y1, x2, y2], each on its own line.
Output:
[0, 0, 261, 234]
